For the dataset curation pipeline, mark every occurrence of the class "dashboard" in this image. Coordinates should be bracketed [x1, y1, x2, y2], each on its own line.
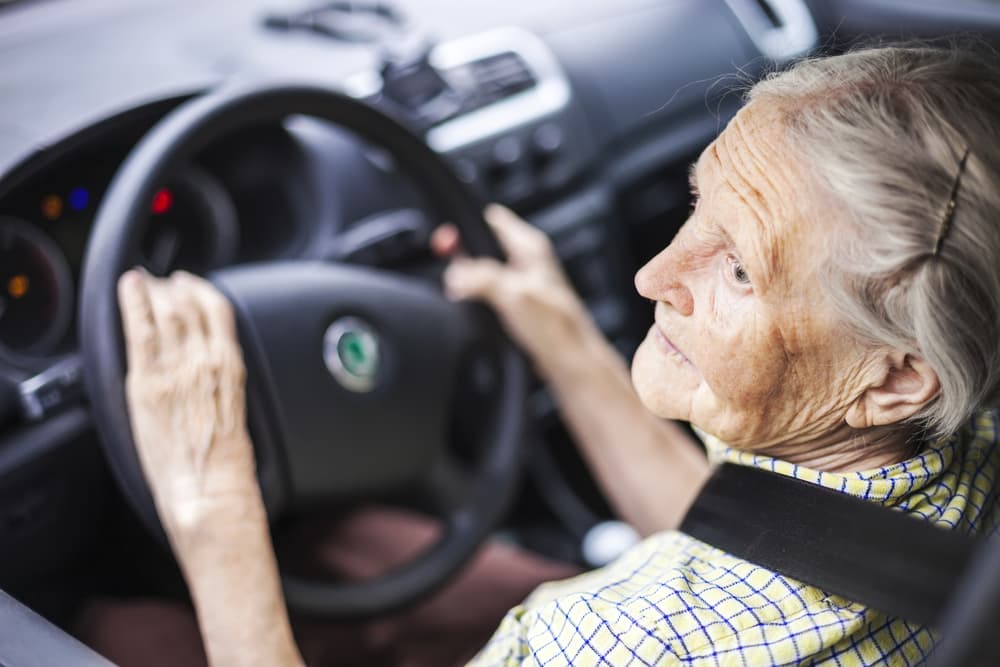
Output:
[7, 0, 999, 620]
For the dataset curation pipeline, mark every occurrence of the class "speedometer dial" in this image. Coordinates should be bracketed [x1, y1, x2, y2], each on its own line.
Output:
[0, 216, 74, 358]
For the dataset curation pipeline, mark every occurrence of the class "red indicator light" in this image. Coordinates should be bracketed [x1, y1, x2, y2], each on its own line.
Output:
[151, 188, 174, 215]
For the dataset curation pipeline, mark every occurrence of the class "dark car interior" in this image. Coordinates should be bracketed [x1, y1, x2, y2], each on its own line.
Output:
[4, 0, 1000, 663]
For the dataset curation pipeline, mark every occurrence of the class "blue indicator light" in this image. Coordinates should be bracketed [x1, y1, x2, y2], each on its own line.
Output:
[68, 187, 89, 211]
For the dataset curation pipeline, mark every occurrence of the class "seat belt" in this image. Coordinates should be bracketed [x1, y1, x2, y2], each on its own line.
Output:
[679, 463, 977, 626]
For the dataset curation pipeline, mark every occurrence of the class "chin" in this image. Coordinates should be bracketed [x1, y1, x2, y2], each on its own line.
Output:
[630, 337, 693, 421]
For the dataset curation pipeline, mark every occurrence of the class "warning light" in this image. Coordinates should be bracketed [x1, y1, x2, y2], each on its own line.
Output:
[8, 275, 29, 299]
[151, 188, 174, 215]
[69, 187, 89, 211]
[41, 195, 63, 221]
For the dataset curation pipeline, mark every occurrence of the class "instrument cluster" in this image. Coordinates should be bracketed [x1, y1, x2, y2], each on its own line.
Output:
[0, 149, 239, 366]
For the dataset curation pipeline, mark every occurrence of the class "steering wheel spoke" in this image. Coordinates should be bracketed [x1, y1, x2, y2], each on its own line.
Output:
[421, 454, 476, 516]
[321, 208, 435, 265]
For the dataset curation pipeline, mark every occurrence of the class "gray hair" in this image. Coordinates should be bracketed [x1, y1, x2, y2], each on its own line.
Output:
[748, 45, 1000, 439]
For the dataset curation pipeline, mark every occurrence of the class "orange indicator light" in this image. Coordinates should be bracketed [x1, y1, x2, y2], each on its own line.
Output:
[8, 275, 29, 299]
[41, 194, 63, 221]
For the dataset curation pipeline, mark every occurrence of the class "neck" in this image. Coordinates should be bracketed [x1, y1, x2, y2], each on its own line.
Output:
[752, 425, 920, 473]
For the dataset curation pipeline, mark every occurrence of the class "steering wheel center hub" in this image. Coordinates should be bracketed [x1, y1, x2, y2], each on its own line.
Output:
[324, 316, 381, 393]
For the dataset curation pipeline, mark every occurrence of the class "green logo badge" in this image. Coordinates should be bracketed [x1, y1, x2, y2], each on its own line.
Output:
[324, 317, 380, 392]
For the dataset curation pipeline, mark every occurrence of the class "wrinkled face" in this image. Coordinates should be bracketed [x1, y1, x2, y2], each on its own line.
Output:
[631, 101, 875, 450]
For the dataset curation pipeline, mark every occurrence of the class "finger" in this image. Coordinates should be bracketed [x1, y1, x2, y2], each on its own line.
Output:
[175, 273, 246, 437]
[146, 277, 187, 356]
[483, 203, 551, 262]
[168, 272, 209, 347]
[117, 269, 159, 370]
[430, 224, 463, 258]
[176, 271, 238, 343]
[442, 257, 507, 303]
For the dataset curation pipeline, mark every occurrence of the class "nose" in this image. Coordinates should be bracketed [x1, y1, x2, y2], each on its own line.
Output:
[634, 242, 694, 317]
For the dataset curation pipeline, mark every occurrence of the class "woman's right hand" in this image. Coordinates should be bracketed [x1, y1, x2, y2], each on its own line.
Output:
[117, 269, 260, 544]
[434, 204, 600, 380]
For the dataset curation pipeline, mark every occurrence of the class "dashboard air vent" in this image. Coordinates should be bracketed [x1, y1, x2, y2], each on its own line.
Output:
[442, 51, 538, 116]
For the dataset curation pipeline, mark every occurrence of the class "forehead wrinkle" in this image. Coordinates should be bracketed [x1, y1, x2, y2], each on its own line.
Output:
[725, 116, 777, 219]
[729, 105, 820, 288]
[723, 114, 790, 241]
[708, 138, 779, 290]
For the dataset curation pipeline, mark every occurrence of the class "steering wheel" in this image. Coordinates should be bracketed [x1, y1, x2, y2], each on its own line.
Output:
[79, 83, 528, 618]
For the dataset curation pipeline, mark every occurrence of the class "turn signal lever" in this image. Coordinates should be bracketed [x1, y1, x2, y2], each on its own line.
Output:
[0, 356, 83, 427]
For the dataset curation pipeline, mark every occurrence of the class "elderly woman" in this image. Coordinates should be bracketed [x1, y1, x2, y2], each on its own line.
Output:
[107, 44, 1000, 666]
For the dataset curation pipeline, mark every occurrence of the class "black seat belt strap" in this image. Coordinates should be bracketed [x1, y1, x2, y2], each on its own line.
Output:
[679, 463, 977, 626]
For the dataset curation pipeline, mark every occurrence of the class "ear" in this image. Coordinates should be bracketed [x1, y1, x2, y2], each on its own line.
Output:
[845, 351, 941, 429]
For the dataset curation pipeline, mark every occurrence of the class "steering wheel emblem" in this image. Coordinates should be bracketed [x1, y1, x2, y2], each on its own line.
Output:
[323, 317, 381, 392]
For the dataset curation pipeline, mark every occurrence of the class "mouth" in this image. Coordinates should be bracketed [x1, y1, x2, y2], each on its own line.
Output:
[649, 322, 692, 366]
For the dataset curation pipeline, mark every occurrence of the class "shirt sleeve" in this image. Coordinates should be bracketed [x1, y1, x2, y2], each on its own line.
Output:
[468, 534, 685, 666]
[467, 604, 534, 666]
[467, 594, 684, 666]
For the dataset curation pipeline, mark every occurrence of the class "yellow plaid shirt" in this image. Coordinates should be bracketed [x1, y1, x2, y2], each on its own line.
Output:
[471, 410, 1000, 666]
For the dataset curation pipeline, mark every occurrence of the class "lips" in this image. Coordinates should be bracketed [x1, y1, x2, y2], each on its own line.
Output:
[650, 322, 692, 365]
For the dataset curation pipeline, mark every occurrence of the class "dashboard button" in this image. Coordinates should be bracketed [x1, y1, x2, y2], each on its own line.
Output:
[532, 123, 563, 155]
[491, 136, 523, 168]
[451, 157, 479, 184]
[486, 136, 525, 192]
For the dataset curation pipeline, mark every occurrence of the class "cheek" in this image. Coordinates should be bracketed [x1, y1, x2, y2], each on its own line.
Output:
[689, 305, 853, 445]
[695, 319, 790, 408]
[684, 298, 797, 439]
[689, 273, 777, 403]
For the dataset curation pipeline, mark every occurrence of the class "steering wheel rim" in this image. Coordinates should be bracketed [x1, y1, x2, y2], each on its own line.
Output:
[79, 82, 528, 618]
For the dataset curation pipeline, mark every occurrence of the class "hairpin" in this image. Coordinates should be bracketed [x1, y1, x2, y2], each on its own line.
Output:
[934, 145, 971, 256]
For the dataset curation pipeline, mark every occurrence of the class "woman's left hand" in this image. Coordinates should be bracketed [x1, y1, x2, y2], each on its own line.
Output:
[117, 269, 261, 543]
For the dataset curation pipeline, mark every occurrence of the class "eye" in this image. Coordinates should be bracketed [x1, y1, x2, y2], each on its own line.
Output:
[727, 255, 751, 286]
